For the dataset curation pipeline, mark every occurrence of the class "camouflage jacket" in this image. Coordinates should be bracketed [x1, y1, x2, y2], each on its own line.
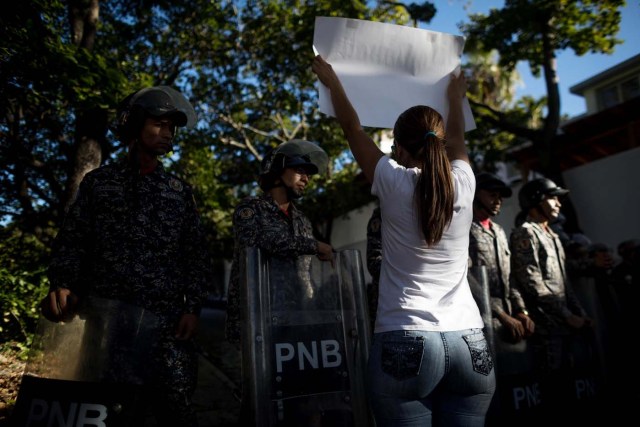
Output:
[469, 220, 526, 318]
[510, 219, 586, 334]
[225, 194, 317, 345]
[48, 161, 212, 319]
[365, 206, 382, 326]
[366, 207, 382, 283]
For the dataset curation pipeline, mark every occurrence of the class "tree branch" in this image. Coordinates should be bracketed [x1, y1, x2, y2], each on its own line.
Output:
[469, 99, 543, 143]
[218, 112, 263, 160]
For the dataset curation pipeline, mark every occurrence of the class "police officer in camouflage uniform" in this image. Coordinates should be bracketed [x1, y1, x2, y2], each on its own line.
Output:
[225, 139, 334, 346]
[225, 139, 334, 425]
[510, 178, 591, 373]
[45, 86, 212, 427]
[469, 173, 534, 345]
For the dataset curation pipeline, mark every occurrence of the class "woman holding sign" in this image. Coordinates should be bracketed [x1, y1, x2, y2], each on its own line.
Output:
[312, 55, 495, 426]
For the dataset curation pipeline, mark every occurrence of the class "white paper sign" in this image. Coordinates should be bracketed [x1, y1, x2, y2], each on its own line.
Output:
[313, 17, 475, 131]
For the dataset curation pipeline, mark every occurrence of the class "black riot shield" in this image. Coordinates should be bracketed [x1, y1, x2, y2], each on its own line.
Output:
[10, 297, 159, 427]
[240, 248, 373, 427]
[468, 265, 542, 423]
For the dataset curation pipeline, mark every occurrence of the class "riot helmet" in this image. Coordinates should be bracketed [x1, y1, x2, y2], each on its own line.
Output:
[518, 178, 569, 211]
[259, 139, 328, 194]
[114, 86, 197, 142]
[475, 172, 512, 197]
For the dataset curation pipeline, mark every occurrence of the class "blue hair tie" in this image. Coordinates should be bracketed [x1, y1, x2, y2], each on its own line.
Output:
[424, 131, 437, 139]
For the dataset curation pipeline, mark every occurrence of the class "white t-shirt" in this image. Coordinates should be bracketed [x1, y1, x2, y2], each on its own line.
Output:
[371, 156, 483, 333]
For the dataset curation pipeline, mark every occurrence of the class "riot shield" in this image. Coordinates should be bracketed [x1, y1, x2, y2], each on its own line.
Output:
[10, 297, 160, 427]
[468, 266, 494, 355]
[240, 248, 372, 427]
[468, 266, 542, 423]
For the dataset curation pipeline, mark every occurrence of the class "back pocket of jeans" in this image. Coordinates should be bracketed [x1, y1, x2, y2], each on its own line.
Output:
[463, 331, 494, 376]
[381, 336, 425, 381]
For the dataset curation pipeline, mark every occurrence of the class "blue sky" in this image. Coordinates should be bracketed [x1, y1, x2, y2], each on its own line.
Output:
[422, 0, 640, 118]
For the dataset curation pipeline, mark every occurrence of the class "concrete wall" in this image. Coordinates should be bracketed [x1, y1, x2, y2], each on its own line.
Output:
[330, 202, 377, 284]
[563, 146, 640, 251]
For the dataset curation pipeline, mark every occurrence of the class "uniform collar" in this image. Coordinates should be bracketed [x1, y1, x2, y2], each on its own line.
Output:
[527, 219, 558, 238]
[472, 218, 493, 232]
[261, 193, 301, 218]
[118, 159, 165, 176]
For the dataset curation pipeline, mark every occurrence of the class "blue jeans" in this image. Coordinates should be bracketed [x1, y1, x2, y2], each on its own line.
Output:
[367, 329, 496, 427]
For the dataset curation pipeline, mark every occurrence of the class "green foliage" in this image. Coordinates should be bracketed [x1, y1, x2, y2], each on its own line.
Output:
[463, 50, 523, 169]
[460, 0, 625, 176]
[0, 227, 50, 352]
[116, 0, 417, 249]
[462, 0, 625, 75]
[378, 1, 437, 26]
[0, 0, 131, 238]
[168, 140, 238, 255]
[299, 161, 376, 240]
[0, 0, 425, 257]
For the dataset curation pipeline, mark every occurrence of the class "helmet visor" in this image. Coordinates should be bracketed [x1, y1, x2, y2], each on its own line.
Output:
[546, 187, 569, 197]
[273, 139, 328, 175]
[130, 86, 197, 128]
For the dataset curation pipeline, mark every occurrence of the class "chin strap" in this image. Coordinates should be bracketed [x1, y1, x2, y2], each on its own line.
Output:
[128, 140, 141, 176]
[271, 182, 300, 201]
[534, 204, 554, 222]
[285, 185, 302, 200]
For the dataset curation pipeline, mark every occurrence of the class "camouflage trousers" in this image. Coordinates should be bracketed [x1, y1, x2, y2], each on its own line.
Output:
[148, 321, 200, 427]
[150, 322, 198, 427]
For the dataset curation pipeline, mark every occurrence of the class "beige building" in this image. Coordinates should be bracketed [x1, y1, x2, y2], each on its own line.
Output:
[569, 53, 640, 116]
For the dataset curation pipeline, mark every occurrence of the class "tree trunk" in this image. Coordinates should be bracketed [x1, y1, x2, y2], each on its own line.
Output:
[540, 27, 562, 176]
[69, 0, 99, 50]
[538, 30, 583, 236]
[61, 0, 106, 214]
[63, 108, 109, 211]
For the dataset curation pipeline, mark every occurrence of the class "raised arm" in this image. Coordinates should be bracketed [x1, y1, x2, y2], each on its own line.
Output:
[312, 55, 383, 183]
[445, 72, 470, 164]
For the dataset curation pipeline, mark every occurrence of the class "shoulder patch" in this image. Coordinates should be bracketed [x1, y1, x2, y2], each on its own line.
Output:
[168, 178, 183, 192]
[237, 207, 255, 221]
